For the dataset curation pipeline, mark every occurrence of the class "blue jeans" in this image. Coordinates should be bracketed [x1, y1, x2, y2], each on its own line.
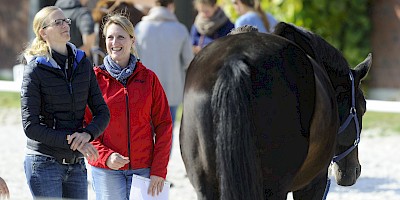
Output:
[170, 106, 178, 155]
[170, 106, 178, 126]
[24, 155, 88, 199]
[91, 166, 150, 200]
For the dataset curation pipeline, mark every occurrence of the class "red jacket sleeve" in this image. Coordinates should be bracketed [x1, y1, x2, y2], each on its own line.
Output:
[85, 106, 115, 169]
[149, 73, 173, 179]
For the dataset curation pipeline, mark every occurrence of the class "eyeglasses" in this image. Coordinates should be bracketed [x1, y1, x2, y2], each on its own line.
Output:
[42, 18, 71, 29]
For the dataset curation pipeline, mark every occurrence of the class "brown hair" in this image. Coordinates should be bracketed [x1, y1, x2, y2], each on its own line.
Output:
[193, 0, 217, 7]
[155, 0, 174, 7]
[239, 0, 270, 32]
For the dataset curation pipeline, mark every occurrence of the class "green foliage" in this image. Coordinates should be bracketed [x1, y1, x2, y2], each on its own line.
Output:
[362, 111, 400, 136]
[221, 0, 372, 67]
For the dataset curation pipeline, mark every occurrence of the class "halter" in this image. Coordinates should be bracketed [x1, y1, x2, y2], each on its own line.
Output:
[323, 71, 361, 200]
[332, 71, 361, 163]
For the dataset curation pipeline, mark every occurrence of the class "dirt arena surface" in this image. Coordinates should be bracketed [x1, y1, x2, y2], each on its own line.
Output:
[1, 108, 399, 199]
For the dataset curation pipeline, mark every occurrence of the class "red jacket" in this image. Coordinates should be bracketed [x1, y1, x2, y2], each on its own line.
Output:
[86, 61, 172, 179]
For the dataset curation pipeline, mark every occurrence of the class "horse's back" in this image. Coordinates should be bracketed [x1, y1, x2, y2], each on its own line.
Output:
[181, 32, 317, 199]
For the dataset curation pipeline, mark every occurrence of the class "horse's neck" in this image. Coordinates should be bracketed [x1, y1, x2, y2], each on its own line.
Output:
[317, 41, 350, 90]
[308, 55, 349, 91]
[324, 64, 350, 91]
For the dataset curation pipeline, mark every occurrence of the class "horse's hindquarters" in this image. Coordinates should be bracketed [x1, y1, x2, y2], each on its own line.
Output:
[291, 62, 339, 191]
[180, 32, 332, 199]
[179, 90, 220, 199]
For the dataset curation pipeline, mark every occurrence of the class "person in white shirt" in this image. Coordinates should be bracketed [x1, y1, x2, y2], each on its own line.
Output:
[135, 0, 194, 126]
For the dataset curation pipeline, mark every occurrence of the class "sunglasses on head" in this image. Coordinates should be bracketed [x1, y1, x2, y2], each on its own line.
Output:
[42, 18, 71, 29]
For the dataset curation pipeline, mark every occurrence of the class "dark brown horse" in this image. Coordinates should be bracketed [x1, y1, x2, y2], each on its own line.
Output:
[274, 23, 371, 199]
[180, 22, 371, 199]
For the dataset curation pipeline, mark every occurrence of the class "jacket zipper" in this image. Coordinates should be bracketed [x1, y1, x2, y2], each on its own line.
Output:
[38, 53, 85, 127]
[100, 68, 135, 170]
[124, 87, 131, 169]
[65, 59, 75, 121]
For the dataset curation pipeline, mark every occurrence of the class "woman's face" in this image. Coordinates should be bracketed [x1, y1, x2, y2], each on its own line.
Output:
[195, 3, 218, 19]
[105, 23, 134, 66]
[232, 0, 245, 15]
[40, 9, 70, 45]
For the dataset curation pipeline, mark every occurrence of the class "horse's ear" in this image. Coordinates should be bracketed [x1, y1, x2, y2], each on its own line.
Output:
[353, 53, 372, 81]
[274, 22, 316, 59]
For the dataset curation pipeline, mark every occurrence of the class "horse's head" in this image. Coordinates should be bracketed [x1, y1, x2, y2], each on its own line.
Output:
[330, 55, 371, 186]
[274, 22, 372, 186]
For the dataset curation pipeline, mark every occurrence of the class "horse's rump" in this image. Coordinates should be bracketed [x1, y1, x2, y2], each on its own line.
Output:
[181, 32, 318, 198]
[182, 23, 371, 199]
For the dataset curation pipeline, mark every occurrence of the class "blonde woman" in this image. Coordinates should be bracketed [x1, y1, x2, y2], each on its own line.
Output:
[85, 13, 172, 199]
[21, 6, 110, 199]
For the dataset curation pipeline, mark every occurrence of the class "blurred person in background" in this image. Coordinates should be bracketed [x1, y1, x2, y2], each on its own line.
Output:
[86, 13, 172, 199]
[135, 0, 193, 127]
[55, 0, 96, 57]
[232, 0, 278, 33]
[190, 0, 234, 54]
[21, 6, 110, 199]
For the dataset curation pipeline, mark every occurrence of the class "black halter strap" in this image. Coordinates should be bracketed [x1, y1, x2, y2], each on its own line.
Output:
[332, 71, 361, 163]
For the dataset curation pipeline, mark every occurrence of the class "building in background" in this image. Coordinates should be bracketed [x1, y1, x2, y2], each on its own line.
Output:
[0, 0, 56, 79]
[369, 0, 400, 100]
[0, 0, 28, 79]
[0, 0, 194, 80]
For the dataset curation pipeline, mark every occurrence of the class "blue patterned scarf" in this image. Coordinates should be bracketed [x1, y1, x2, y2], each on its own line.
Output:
[102, 54, 137, 86]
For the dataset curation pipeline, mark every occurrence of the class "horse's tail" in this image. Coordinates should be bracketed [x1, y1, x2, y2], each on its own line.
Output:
[211, 58, 263, 200]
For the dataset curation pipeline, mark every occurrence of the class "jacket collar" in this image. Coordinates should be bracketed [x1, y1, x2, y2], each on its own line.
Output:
[29, 42, 85, 69]
[96, 61, 146, 80]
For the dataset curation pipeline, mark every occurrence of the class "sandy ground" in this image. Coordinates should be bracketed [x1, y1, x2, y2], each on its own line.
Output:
[1, 108, 399, 199]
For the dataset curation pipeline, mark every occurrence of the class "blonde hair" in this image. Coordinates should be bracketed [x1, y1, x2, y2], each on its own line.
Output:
[23, 6, 60, 60]
[102, 12, 137, 56]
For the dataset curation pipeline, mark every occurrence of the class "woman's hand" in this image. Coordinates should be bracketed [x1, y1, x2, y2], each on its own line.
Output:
[67, 132, 91, 151]
[147, 175, 165, 196]
[77, 142, 99, 162]
[0, 177, 9, 199]
[106, 153, 130, 170]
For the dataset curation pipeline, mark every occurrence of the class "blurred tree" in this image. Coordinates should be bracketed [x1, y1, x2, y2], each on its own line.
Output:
[222, 0, 371, 68]
[138, 0, 398, 100]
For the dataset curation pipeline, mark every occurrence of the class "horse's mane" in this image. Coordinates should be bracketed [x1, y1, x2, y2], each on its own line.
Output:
[311, 32, 350, 77]
[274, 23, 350, 86]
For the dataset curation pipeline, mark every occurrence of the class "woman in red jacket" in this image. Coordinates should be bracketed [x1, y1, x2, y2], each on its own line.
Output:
[85, 13, 172, 199]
